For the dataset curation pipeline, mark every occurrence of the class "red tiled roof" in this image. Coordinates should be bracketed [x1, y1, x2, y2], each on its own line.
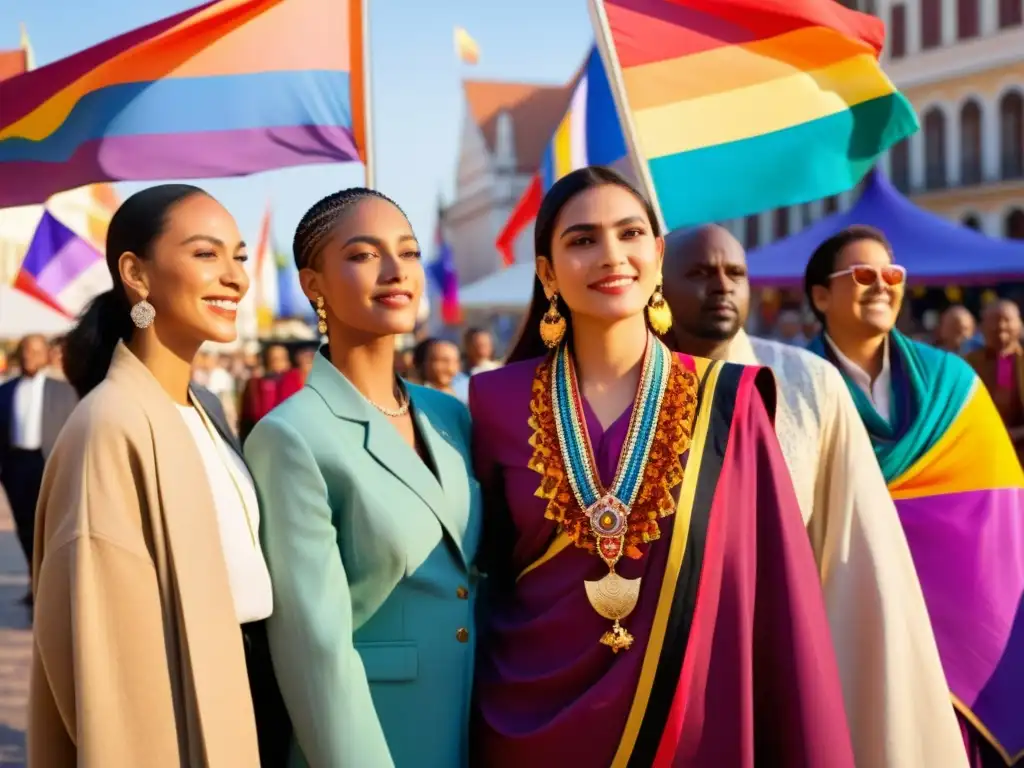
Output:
[463, 80, 571, 173]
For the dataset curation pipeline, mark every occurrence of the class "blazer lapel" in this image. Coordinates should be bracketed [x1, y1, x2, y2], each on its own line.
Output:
[306, 351, 466, 566]
[411, 402, 469, 564]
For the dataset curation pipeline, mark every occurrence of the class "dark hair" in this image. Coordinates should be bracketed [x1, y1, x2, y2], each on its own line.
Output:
[292, 187, 406, 271]
[412, 337, 440, 381]
[63, 184, 207, 397]
[506, 166, 662, 364]
[803, 224, 893, 326]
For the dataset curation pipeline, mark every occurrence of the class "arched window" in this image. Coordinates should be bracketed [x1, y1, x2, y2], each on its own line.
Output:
[890, 3, 907, 58]
[962, 213, 982, 230]
[958, 0, 979, 38]
[960, 100, 983, 184]
[999, 0, 1023, 28]
[924, 107, 948, 189]
[1006, 209, 1024, 239]
[1000, 91, 1023, 178]
[744, 215, 760, 248]
[889, 139, 911, 192]
[773, 208, 790, 239]
[824, 195, 840, 214]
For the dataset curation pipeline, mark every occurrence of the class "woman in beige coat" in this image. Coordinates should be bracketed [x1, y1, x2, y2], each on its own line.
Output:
[30, 185, 284, 767]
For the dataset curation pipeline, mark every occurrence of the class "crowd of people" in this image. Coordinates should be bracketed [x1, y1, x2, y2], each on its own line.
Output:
[0, 167, 1021, 768]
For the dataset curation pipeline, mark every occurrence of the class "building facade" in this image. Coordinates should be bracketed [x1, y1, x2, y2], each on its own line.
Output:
[735, 0, 1024, 249]
[446, 80, 569, 286]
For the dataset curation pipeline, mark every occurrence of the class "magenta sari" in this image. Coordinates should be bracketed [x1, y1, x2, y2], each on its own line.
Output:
[468, 353, 855, 767]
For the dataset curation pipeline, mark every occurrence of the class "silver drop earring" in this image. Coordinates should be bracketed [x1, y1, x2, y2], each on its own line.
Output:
[130, 299, 156, 329]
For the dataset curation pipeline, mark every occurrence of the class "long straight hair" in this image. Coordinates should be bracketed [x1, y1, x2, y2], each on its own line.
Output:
[505, 166, 662, 364]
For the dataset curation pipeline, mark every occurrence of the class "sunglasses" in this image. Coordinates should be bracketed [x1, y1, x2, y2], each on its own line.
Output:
[829, 263, 907, 287]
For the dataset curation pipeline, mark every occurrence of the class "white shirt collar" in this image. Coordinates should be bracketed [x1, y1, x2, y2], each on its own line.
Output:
[824, 333, 892, 423]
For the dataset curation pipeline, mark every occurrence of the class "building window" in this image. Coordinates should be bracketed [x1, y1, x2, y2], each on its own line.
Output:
[890, 4, 907, 58]
[958, 0, 980, 38]
[924, 108, 948, 189]
[921, 0, 942, 48]
[744, 215, 760, 248]
[1000, 91, 1024, 179]
[1006, 209, 1024, 239]
[960, 100, 983, 184]
[801, 203, 815, 227]
[999, 0, 1023, 28]
[889, 139, 911, 192]
[824, 195, 840, 214]
[962, 214, 982, 230]
[773, 208, 790, 239]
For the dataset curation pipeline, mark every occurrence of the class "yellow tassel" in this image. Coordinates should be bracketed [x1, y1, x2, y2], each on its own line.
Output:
[647, 289, 672, 335]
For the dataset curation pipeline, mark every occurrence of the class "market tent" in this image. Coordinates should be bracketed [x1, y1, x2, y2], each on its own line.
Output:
[748, 170, 1024, 286]
[0, 285, 74, 339]
[459, 262, 536, 312]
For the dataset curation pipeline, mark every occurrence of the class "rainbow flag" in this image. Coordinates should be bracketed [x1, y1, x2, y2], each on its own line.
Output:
[590, 0, 918, 230]
[496, 47, 626, 265]
[810, 331, 1024, 765]
[0, 0, 368, 208]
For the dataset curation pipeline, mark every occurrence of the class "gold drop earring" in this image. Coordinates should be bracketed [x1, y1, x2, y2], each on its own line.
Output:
[647, 280, 673, 335]
[316, 296, 328, 336]
[540, 293, 566, 348]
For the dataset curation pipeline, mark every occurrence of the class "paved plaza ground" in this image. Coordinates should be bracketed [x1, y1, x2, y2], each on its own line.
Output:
[0, 488, 31, 767]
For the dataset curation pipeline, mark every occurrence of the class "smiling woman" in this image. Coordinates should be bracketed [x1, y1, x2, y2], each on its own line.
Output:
[31, 185, 287, 767]
[243, 187, 482, 767]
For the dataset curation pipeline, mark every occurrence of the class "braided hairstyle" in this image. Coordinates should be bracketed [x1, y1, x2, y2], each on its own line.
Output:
[292, 187, 406, 271]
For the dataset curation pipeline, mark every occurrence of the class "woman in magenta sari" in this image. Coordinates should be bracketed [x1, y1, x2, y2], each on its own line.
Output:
[468, 167, 855, 768]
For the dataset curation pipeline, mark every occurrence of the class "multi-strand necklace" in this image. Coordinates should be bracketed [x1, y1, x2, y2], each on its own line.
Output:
[550, 333, 672, 652]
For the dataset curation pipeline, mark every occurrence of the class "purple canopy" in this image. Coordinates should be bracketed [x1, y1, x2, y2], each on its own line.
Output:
[748, 170, 1024, 287]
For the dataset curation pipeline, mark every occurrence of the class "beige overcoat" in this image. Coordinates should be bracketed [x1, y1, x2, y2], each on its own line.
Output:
[29, 343, 259, 767]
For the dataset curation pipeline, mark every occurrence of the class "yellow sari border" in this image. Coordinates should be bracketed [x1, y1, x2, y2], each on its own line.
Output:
[609, 359, 723, 768]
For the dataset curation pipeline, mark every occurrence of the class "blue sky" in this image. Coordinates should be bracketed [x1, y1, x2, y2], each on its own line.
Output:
[1, 0, 592, 262]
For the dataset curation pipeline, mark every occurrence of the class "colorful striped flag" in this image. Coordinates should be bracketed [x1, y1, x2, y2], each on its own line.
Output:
[14, 210, 107, 317]
[0, 0, 369, 208]
[454, 27, 480, 65]
[275, 248, 315, 323]
[428, 208, 462, 326]
[495, 46, 627, 265]
[589, 0, 919, 230]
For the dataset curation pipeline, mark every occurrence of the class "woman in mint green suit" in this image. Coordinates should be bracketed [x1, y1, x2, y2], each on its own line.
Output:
[244, 188, 481, 768]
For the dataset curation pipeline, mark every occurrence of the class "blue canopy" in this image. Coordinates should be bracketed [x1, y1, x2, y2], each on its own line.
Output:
[747, 170, 1024, 287]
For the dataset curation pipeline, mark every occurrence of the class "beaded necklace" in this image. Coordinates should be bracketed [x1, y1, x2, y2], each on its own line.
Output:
[550, 333, 670, 651]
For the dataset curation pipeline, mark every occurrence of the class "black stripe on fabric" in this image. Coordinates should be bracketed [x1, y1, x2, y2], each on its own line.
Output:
[626, 362, 745, 767]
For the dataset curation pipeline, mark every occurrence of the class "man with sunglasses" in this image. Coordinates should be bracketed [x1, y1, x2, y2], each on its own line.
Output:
[663, 224, 965, 768]
[805, 225, 1024, 768]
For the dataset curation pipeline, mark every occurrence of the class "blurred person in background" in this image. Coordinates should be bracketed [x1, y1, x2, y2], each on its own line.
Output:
[293, 346, 316, 386]
[415, 337, 463, 400]
[937, 305, 980, 355]
[0, 333, 78, 597]
[239, 342, 301, 441]
[463, 327, 501, 374]
[31, 184, 284, 767]
[395, 345, 416, 381]
[0, 349, 8, 380]
[46, 336, 67, 380]
[805, 226, 1023, 768]
[193, 347, 239, 434]
[967, 300, 1024, 462]
[774, 307, 808, 346]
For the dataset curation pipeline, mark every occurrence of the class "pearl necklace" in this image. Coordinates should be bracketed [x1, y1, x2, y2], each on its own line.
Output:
[364, 383, 410, 418]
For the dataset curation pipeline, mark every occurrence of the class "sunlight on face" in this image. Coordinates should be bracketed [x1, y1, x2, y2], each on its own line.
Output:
[818, 239, 903, 337]
[300, 196, 424, 339]
[538, 184, 662, 328]
[140, 194, 249, 346]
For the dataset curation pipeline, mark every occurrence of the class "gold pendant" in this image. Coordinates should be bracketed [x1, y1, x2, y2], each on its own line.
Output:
[584, 570, 641, 653]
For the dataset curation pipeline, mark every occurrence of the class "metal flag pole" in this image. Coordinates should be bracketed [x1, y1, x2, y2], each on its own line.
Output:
[361, 0, 376, 189]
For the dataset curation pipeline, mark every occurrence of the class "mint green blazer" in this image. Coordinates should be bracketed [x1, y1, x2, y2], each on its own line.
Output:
[244, 351, 481, 768]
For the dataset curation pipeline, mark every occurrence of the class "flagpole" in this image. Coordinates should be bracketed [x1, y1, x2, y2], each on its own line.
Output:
[361, 0, 376, 189]
[587, 0, 665, 233]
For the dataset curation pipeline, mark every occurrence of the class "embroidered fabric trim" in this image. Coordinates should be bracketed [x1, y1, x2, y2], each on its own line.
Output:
[528, 353, 699, 560]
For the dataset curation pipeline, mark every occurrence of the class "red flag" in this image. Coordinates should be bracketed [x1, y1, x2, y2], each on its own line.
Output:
[495, 174, 542, 267]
